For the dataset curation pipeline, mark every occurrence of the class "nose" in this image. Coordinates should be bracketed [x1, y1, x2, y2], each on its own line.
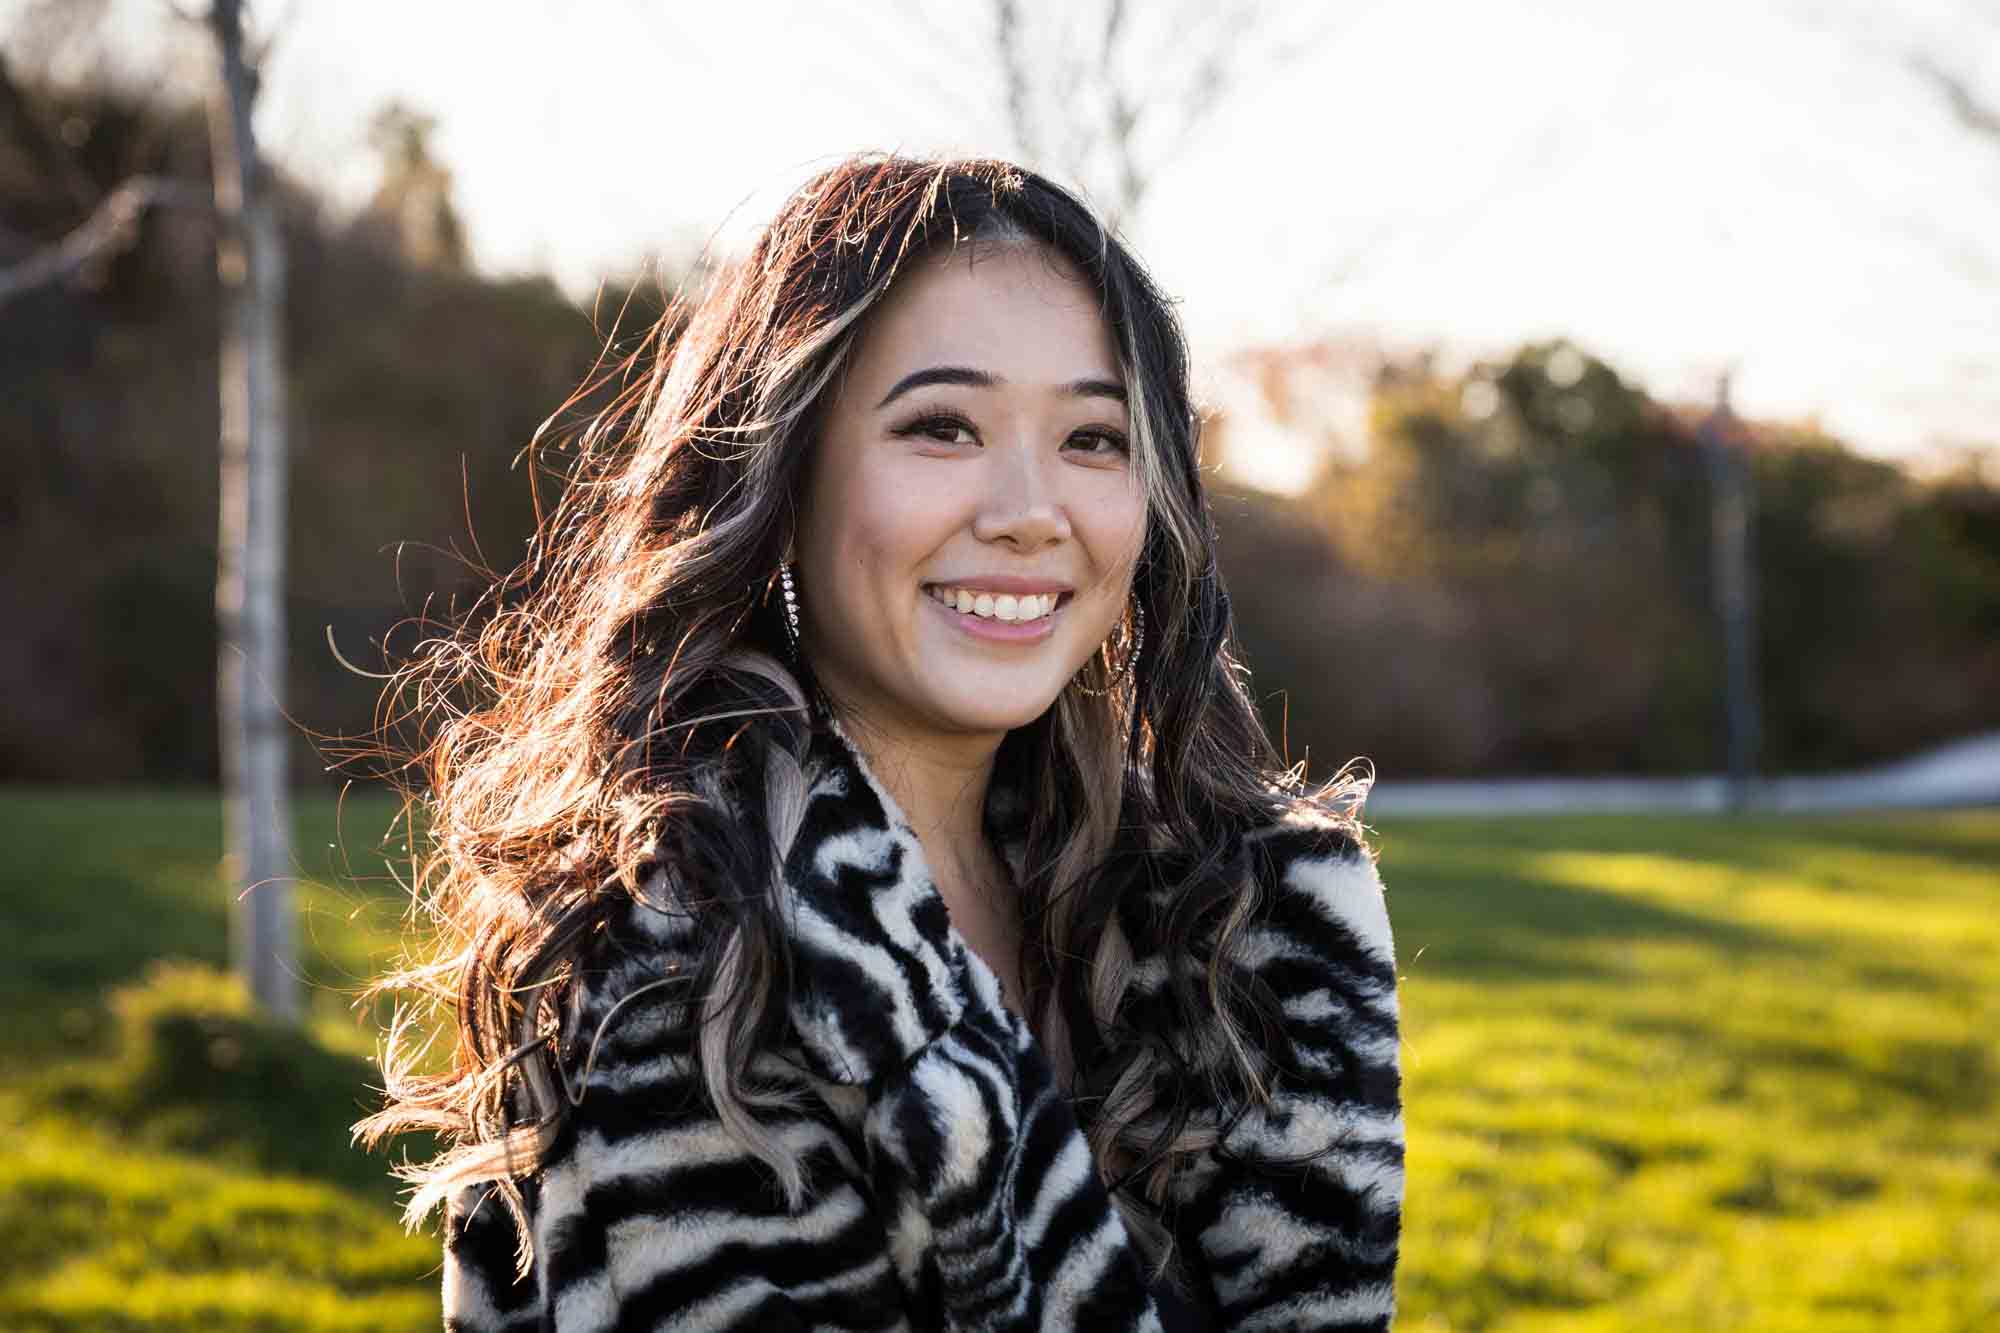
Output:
[972, 439, 1071, 550]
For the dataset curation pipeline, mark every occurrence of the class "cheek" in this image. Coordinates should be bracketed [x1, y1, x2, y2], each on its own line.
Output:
[811, 461, 962, 609]
[1078, 485, 1148, 585]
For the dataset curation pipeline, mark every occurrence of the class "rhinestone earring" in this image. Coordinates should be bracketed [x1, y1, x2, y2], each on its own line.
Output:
[1075, 598, 1144, 697]
[778, 560, 802, 662]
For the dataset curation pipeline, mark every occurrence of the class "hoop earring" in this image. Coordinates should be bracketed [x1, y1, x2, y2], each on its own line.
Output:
[778, 560, 802, 662]
[1074, 599, 1144, 697]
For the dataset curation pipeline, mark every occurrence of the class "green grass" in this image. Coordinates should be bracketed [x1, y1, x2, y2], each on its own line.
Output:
[1, 791, 1995, 1329]
[1377, 810, 2000, 1332]
[0, 789, 436, 1332]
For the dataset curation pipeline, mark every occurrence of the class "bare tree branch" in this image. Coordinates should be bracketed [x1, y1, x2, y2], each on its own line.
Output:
[994, 0, 1040, 168]
[1908, 50, 2000, 141]
[975, 0, 1360, 231]
[244, 0, 297, 75]
[0, 174, 207, 305]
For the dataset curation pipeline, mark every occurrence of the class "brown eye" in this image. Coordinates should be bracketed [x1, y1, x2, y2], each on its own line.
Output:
[1066, 428, 1130, 457]
[896, 412, 978, 447]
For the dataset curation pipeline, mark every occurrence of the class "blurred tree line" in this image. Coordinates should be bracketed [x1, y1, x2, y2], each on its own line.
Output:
[5, 69, 1997, 786]
[1220, 347, 2000, 777]
[2, 67, 657, 785]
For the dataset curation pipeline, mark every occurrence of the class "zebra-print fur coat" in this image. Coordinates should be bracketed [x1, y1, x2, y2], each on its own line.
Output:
[440, 722, 1404, 1331]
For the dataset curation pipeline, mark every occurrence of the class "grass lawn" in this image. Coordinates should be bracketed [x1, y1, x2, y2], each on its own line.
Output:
[1, 789, 1995, 1330]
[1, 789, 435, 1332]
[1381, 810, 2000, 1332]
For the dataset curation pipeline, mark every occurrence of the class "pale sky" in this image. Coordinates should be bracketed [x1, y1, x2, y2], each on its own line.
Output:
[20, 0, 2000, 477]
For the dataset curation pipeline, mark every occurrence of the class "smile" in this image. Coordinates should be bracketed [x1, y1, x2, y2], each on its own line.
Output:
[924, 585, 1067, 622]
[922, 583, 1072, 644]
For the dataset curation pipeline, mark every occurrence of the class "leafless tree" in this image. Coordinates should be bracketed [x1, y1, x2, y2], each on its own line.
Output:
[0, 8, 207, 294]
[930, 0, 1353, 232]
[1906, 21, 2000, 147]
[0, 170, 205, 302]
[205, 0, 297, 1021]
[0, 0, 296, 1016]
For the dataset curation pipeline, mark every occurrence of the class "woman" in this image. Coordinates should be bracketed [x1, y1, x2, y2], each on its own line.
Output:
[357, 154, 1403, 1332]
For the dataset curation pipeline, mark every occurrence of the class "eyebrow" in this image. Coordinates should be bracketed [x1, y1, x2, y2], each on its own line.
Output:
[874, 365, 1128, 411]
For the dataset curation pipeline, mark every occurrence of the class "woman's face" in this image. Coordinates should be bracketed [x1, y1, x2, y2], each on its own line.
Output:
[795, 241, 1147, 743]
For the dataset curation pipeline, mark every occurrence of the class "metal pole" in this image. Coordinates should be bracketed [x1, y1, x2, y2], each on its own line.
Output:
[1700, 373, 1760, 812]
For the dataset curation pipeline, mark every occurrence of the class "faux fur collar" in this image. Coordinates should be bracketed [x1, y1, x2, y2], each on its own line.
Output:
[778, 721, 996, 1086]
[760, 719, 1360, 1091]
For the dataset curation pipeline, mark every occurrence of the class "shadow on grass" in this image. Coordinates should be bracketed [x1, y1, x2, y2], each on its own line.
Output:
[1712, 1157, 1883, 1217]
[1758, 812, 2000, 878]
[2, 794, 232, 1048]
[1381, 856, 1816, 984]
[1369, 811, 2000, 987]
[1610, 1008, 1995, 1118]
[1, 790, 415, 1065]
[0, 1175, 107, 1282]
[1378, 809, 2000, 885]
[29, 961, 429, 1202]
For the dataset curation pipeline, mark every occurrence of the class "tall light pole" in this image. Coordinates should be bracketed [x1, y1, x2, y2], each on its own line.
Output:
[1699, 372, 1760, 812]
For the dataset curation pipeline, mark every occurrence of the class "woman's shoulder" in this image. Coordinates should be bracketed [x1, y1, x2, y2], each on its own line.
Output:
[1118, 781, 1393, 971]
[1242, 793, 1395, 970]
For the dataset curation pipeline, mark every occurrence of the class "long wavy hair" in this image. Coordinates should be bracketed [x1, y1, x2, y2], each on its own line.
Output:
[355, 152, 1367, 1285]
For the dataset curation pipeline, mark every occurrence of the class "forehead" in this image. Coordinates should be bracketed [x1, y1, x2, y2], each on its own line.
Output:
[846, 242, 1122, 389]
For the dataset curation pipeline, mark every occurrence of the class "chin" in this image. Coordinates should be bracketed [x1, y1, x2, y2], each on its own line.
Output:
[923, 674, 1070, 735]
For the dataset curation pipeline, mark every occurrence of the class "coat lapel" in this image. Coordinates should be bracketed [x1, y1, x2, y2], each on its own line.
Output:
[781, 723, 975, 1085]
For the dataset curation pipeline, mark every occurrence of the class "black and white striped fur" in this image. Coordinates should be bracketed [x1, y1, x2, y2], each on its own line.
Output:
[441, 722, 1403, 1332]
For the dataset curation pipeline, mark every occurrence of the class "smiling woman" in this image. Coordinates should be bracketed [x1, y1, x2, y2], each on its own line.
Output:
[355, 154, 1404, 1332]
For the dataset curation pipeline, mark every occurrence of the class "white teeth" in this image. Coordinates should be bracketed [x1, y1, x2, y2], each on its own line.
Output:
[929, 587, 1059, 621]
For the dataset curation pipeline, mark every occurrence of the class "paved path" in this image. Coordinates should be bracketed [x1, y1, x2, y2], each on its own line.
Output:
[1364, 731, 2000, 816]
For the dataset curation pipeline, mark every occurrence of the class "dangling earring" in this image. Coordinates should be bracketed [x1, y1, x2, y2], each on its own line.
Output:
[778, 560, 802, 662]
[1074, 598, 1144, 697]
